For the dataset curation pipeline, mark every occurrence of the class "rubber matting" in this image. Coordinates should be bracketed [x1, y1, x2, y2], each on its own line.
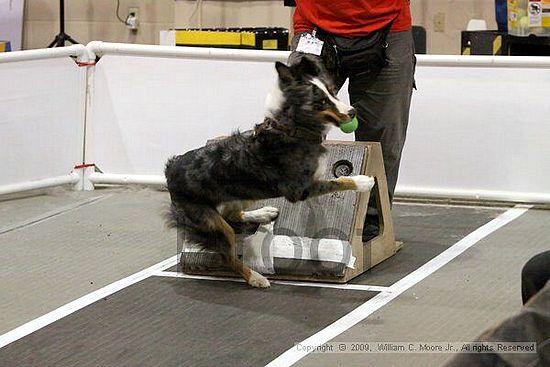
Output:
[0, 276, 375, 367]
[351, 204, 503, 285]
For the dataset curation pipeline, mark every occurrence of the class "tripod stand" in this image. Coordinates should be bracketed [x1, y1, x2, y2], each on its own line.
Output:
[48, 0, 79, 47]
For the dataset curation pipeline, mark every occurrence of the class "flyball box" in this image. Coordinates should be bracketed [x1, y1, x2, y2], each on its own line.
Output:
[180, 141, 399, 283]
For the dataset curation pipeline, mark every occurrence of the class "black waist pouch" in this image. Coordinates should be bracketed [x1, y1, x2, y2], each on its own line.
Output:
[319, 26, 391, 77]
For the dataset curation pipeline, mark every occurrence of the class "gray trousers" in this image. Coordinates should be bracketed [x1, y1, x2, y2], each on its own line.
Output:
[289, 30, 416, 231]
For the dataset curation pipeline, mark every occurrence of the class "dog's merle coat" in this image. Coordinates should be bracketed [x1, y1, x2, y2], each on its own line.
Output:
[165, 56, 373, 288]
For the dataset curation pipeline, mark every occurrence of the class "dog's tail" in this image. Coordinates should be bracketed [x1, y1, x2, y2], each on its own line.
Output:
[163, 200, 187, 229]
[165, 198, 230, 257]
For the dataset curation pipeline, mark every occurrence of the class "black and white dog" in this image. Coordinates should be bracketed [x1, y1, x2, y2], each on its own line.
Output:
[165, 55, 374, 288]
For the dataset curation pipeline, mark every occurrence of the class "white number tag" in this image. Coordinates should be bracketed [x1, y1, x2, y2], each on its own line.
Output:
[296, 33, 324, 56]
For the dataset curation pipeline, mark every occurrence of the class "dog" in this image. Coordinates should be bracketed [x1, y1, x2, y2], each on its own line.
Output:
[165, 55, 375, 288]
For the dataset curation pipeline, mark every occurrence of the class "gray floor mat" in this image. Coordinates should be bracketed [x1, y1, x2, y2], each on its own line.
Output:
[352, 204, 504, 285]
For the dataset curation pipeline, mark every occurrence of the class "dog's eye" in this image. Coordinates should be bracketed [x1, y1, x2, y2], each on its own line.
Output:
[321, 98, 330, 105]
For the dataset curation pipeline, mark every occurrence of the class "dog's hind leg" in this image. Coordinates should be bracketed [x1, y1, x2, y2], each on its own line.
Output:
[218, 201, 279, 224]
[169, 199, 269, 287]
[211, 212, 271, 288]
[241, 207, 279, 223]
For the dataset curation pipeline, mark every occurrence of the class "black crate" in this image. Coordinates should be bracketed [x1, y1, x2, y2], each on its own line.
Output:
[508, 35, 550, 56]
[461, 30, 509, 55]
[240, 27, 289, 50]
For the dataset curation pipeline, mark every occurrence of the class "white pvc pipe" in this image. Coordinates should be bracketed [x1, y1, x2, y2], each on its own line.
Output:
[396, 186, 550, 204]
[86, 41, 289, 62]
[89, 173, 166, 186]
[11, 44, 544, 72]
[86, 41, 550, 68]
[416, 54, 550, 68]
[0, 44, 91, 64]
[86, 172, 550, 204]
[0, 173, 79, 196]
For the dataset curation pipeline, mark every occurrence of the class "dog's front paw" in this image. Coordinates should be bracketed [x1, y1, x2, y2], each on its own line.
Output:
[350, 175, 375, 192]
[243, 206, 279, 224]
[248, 270, 271, 288]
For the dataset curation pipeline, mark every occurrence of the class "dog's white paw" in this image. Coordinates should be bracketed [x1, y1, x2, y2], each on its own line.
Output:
[243, 206, 279, 224]
[248, 270, 271, 288]
[351, 175, 375, 192]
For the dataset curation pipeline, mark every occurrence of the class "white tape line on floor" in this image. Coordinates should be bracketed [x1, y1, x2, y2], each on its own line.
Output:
[153, 271, 392, 293]
[265, 205, 531, 367]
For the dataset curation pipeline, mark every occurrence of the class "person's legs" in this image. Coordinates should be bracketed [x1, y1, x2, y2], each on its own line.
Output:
[521, 250, 550, 304]
[346, 30, 416, 240]
[288, 30, 415, 241]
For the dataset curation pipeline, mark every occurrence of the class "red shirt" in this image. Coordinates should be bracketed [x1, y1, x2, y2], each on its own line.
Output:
[293, 0, 412, 37]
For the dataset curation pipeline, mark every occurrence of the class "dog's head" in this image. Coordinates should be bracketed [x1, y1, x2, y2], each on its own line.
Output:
[265, 55, 356, 132]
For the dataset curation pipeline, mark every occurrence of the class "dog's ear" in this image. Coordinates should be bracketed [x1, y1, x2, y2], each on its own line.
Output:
[275, 61, 293, 85]
[294, 56, 321, 78]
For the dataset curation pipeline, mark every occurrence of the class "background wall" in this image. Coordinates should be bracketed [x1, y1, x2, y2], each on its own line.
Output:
[0, 0, 25, 50]
[23, 0, 174, 49]
[174, 0, 292, 29]
[21, 0, 498, 54]
[416, 0, 497, 54]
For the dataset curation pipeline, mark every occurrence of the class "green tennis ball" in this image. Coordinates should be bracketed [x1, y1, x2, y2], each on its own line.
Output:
[339, 116, 358, 133]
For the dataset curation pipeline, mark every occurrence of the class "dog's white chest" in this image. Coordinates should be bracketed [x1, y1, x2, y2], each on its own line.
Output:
[314, 154, 328, 180]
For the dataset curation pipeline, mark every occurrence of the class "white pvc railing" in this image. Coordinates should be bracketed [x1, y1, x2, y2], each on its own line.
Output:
[0, 44, 91, 64]
[0, 173, 80, 196]
[416, 53, 550, 68]
[86, 41, 288, 62]
[88, 41, 550, 67]
[2, 41, 550, 204]
[88, 173, 166, 186]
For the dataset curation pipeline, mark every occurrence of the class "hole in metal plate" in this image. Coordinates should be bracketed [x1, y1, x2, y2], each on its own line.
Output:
[332, 160, 353, 178]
